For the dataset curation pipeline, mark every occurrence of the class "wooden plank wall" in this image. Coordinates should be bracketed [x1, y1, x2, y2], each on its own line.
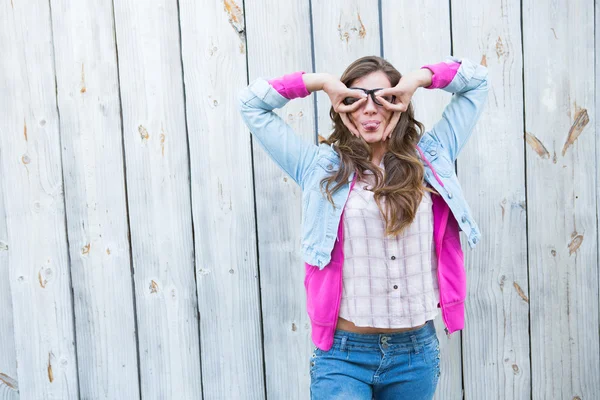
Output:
[243, 1, 315, 398]
[50, 0, 141, 398]
[0, 0, 598, 399]
[179, 0, 265, 398]
[523, 0, 599, 398]
[1, 1, 79, 398]
[112, 0, 202, 398]
[452, 0, 531, 398]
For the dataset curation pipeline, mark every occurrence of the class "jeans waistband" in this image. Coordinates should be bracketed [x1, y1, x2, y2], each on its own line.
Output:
[332, 320, 437, 347]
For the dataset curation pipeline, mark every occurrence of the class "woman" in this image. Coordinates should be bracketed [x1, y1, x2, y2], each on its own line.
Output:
[238, 55, 489, 399]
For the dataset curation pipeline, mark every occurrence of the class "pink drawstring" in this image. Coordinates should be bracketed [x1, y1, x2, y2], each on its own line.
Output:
[415, 145, 445, 187]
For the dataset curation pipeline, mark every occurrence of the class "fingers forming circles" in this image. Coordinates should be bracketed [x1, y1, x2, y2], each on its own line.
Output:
[339, 113, 360, 138]
[335, 96, 367, 113]
[376, 95, 407, 112]
[383, 111, 402, 141]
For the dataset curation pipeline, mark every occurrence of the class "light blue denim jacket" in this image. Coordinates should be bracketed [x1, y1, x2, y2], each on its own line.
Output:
[237, 56, 489, 269]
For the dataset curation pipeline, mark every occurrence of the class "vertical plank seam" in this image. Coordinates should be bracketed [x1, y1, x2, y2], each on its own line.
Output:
[378, 0, 384, 59]
[109, 0, 143, 397]
[240, 1, 269, 398]
[174, 0, 205, 398]
[595, 0, 600, 389]
[47, 0, 82, 397]
[308, 0, 319, 145]
[518, 0, 533, 399]
[447, 1, 466, 399]
[449, 0, 458, 180]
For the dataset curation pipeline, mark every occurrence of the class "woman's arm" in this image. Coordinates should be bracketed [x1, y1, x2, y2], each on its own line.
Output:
[419, 56, 489, 162]
[419, 60, 461, 89]
[267, 72, 334, 98]
[238, 74, 320, 189]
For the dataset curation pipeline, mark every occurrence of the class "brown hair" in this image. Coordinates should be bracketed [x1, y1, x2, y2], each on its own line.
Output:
[319, 55, 437, 237]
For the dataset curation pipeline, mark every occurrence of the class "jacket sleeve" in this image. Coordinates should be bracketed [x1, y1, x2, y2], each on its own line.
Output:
[422, 56, 489, 163]
[237, 75, 319, 188]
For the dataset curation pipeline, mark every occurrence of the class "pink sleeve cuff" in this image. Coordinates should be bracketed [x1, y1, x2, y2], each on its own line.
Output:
[267, 71, 310, 99]
[419, 61, 461, 89]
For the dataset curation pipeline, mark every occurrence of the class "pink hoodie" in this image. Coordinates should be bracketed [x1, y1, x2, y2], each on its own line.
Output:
[269, 61, 466, 351]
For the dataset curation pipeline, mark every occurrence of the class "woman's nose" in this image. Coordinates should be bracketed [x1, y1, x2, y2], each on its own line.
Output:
[364, 95, 378, 111]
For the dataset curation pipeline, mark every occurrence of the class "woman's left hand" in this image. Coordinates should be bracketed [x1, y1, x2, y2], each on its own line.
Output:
[374, 75, 420, 141]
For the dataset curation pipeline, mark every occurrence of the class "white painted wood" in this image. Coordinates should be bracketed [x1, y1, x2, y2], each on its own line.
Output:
[179, 0, 265, 398]
[111, 1, 203, 398]
[523, 0, 599, 398]
[1, 1, 599, 398]
[49, 0, 140, 398]
[597, 3, 600, 396]
[0, 162, 18, 400]
[243, 1, 316, 398]
[0, 1, 79, 398]
[451, 0, 531, 398]
[313, 1, 381, 139]
[381, 1, 463, 398]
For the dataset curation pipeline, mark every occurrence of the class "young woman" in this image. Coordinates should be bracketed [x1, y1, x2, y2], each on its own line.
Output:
[238, 55, 489, 399]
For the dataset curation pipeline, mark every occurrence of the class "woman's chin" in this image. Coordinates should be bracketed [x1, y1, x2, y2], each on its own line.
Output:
[359, 129, 384, 142]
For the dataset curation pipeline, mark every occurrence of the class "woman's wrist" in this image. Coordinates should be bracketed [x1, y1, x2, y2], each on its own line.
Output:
[302, 73, 335, 93]
[409, 69, 434, 88]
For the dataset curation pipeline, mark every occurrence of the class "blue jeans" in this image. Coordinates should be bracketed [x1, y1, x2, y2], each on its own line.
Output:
[309, 320, 440, 399]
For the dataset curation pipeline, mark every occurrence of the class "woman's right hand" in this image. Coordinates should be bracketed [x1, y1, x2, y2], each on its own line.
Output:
[322, 76, 368, 137]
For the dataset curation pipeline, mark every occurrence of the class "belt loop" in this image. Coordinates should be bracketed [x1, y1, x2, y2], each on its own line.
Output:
[340, 336, 348, 352]
[411, 334, 419, 354]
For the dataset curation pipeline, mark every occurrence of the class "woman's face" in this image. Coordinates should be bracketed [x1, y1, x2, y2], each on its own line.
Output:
[347, 71, 394, 144]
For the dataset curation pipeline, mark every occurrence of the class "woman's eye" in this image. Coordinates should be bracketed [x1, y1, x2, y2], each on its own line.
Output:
[343, 97, 359, 105]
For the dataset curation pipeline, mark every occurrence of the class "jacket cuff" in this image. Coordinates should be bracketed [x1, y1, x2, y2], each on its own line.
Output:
[420, 60, 461, 89]
[267, 71, 310, 99]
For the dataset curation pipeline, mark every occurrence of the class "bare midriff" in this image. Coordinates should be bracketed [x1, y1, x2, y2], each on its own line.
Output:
[336, 317, 426, 334]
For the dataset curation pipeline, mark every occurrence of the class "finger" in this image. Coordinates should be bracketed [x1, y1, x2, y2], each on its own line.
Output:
[387, 112, 401, 140]
[339, 113, 355, 137]
[336, 97, 367, 113]
[376, 95, 406, 112]
[340, 113, 359, 137]
[346, 89, 368, 99]
[383, 111, 402, 141]
[340, 113, 360, 137]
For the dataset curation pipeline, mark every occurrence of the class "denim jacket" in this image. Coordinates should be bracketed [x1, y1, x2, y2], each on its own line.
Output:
[237, 56, 489, 269]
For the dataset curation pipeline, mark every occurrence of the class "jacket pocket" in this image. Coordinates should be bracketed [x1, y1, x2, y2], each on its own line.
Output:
[424, 141, 453, 178]
[315, 156, 338, 171]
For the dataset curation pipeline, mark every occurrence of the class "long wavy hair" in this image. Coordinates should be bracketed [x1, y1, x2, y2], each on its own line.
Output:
[319, 55, 438, 237]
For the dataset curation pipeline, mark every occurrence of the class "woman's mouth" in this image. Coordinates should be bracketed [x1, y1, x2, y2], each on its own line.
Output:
[361, 121, 381, 132]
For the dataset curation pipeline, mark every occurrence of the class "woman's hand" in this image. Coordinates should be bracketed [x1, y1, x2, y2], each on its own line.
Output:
[375, 71, 424, 112]
[322, 77, 368, 137]
[374, 73, 422, 140]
